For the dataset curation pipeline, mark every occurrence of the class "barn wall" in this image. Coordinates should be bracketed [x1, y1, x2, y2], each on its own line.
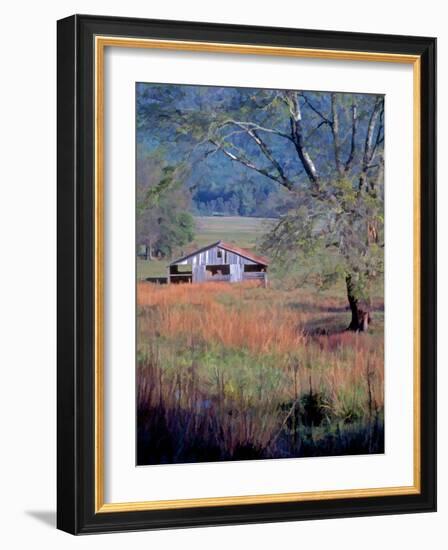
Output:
[230, 264, 243, 282]
[192, 265, 206, 283]
[175, 245, 257, 266]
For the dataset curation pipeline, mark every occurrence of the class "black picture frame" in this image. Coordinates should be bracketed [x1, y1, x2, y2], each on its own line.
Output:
[57, 14, 436, 534]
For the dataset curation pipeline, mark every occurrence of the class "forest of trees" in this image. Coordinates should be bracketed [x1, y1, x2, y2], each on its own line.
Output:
[192, 177, 293, 217]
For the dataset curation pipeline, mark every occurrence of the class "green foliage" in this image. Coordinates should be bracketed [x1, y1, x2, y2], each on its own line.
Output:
[138, 166, 176, 212]
[155, 210, 195, 258]
[136, 150, 195, 258]
[333, 177, 357, 209]
[262, 172, 384, 302]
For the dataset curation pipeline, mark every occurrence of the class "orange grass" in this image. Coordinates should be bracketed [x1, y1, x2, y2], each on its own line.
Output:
[137, 281, 384, 463]
[138, 281, 306, 354]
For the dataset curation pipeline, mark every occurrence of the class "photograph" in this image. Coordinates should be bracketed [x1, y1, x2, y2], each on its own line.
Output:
[135, 82, 386, 465]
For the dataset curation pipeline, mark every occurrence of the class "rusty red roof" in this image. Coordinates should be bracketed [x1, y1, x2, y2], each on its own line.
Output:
[218, 241, 269, 266]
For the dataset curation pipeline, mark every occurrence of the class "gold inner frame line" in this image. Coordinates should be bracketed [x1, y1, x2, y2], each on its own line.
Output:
[94, 35, 421, 513]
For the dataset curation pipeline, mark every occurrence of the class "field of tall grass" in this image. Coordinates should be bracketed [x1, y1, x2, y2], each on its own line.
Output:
[137, 281, 384, 465]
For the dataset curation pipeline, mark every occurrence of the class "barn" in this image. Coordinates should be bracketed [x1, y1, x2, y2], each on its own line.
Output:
[168, 240, 268, 286]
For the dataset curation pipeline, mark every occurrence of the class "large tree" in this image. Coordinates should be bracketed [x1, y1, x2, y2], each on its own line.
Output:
[201, 90, 384, 331]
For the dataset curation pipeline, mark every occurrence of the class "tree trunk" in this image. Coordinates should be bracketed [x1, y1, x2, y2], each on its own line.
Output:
[345, 275, 371, 332]
[148, 240, 153, 260]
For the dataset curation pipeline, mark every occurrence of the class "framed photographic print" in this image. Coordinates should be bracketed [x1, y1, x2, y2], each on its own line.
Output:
[57, 14, 436, 534]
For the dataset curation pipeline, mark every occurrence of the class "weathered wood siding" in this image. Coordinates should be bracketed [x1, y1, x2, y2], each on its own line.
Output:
[230, 264, 243, 282]
[176, 245, 256, 267]
[192, 265, 206, 283]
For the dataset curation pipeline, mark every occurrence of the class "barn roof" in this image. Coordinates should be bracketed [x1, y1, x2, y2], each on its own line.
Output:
[218, 241, 269, 266]
[169, 240, 269, 266]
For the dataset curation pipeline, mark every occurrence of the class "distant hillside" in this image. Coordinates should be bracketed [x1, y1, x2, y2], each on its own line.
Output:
[191, 177, 294, 218]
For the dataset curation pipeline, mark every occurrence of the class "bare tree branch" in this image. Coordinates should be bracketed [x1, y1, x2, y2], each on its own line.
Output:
[247, 128, 292, 188]
[215, 119, 292, 141]
[282, 91, 321, 188]
[216, 120, 293, 187]
[371, 107, 384, 159]
[330, 93, 344, 176]
[344, 102, 358, 173]
[298, 93, 332, 126]
[208, 139, 294, 189]
[359, 97, 383, 191]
